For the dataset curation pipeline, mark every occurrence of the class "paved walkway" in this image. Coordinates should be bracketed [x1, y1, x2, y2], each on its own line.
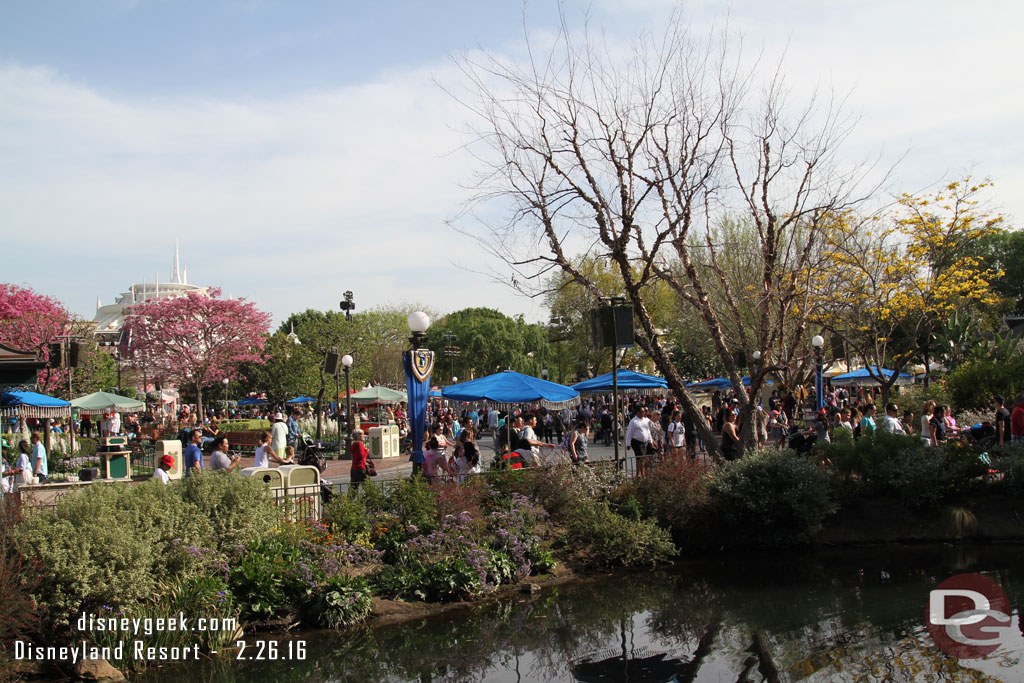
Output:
[304, 430, 715, 485]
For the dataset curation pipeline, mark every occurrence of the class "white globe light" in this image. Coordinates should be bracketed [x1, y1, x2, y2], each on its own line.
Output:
[751, 351, 761, 361]
[811, 335, 825, 348]
[408, 311, 430, 333]
[452, 376, 458, 383]
[341, 354, 353, 368]
[222, 378, 229, 385]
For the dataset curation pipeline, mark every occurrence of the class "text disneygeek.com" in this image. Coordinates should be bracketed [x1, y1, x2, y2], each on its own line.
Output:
[12, 611, 244, 664]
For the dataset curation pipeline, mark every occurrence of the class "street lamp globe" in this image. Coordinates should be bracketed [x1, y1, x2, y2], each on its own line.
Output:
[811, 335, 825, 349]
[751, 351, 761, 361]
[341, 354, 353, 368]
[407, 311, 430, 333]
[222, 377, 229, 385]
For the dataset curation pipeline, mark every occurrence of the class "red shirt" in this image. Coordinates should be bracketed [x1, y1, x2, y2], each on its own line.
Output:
[350, 441, 369, 470]
[1012, 405, 1024, 436]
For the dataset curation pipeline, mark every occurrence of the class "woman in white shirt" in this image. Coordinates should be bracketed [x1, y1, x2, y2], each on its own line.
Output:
[666, 410, 686, 457]
[254, 431, 293, 467]
[454, 430, 482, 483]
[15, 440, 33, 486]
[921, 400, 935, 447]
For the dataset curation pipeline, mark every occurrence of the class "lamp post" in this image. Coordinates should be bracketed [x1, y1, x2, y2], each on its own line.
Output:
[406, 312, 432, 475]
[222, 377, 229, 414]
[812, 335, 825, 411]
[541, 368, 548, 381]
[341, 354, 353, 455]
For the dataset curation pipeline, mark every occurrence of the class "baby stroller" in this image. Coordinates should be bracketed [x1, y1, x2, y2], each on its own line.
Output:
[968, 423, 998, 450]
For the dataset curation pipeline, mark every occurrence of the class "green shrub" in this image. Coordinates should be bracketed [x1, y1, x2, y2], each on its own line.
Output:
[947, 357, 1024, 411]
[323, 491, 371, 544]
[709, 448, 836, 547]
[177, 473, 278, 553]
[359, 478, 438, 536]
[18, 481, 214, 630]
[311, 576, 373, 628]
[869, 442, 987, 509]
[988, 443, 1024, 496]
[822, 430, 925, 481]
[634, 453, 712, 530]
[229, 531, 312, 619]
[564, 500, 676, 567]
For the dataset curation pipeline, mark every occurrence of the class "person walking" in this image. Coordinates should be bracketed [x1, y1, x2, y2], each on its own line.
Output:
[720, 411, 741, 461]
[568, 420, 589, 464]
[624, 406, 655, 475]
[29, 432, 48, 484]
[349, 428, 375, 490]
[183, 428, 204, 477]
[879, 402, 907, 435]
[1011, 394, 1024, 443]
[666, 410, 686, 458]
[271, 412, 288, 462]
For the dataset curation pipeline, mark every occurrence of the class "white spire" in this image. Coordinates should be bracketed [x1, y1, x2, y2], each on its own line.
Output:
[182, 263, 188, 285]
[96, 296, 101, 311]
[155, 271, 160, 297]
[172, 240, 181, 284]
[130, 284, 136, 304]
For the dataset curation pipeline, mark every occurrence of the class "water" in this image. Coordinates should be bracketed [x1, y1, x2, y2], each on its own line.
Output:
[141, 544, 1024, 682]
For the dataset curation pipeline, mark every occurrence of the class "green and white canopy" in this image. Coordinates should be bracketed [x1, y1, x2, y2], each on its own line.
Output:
[71, 390, 146, 415]
[350, 386, 407, 404]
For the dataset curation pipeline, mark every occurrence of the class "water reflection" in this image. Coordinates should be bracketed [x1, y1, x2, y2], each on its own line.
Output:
[140, 544, 1024, 682]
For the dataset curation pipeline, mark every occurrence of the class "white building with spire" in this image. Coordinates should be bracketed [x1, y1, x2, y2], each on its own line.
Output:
[92, 243, 209, 343]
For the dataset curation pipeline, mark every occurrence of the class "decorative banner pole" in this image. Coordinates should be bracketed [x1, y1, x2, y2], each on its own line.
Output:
[404, 312, 433, 476]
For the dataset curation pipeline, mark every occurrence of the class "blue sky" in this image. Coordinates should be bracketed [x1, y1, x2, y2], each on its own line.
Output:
[2, 0, 1022, 327]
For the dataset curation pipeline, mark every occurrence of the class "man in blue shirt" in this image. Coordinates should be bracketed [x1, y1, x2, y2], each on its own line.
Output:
[30, 432, 48, 483]
[183, 428, 204, 477]
[287, 411, 301, 446]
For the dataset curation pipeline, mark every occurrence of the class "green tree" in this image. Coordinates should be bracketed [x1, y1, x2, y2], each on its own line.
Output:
[424, 308, 552, 381]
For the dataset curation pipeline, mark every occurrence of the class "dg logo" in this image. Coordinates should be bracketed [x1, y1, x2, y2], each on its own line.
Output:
[927, 573, 1014, 659]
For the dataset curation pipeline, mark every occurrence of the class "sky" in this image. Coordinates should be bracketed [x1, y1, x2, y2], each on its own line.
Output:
[1, 0, 1022, 328]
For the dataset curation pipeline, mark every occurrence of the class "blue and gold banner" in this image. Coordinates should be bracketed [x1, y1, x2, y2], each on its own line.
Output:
[403, 348, 434, 464]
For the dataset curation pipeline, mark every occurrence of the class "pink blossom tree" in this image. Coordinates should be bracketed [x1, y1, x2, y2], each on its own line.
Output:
[0, 283, 74, 394]
[124, 288, 271, 419]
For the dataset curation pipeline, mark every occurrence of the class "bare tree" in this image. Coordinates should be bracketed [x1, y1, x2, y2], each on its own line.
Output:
[452, 9, 881, 452]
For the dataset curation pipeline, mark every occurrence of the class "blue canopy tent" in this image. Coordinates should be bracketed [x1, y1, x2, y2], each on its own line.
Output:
[1, 390, 71, 419]
[572, 370, 668, 393]
[286, 396, 316, 404]
[443, 371, 580, 464]
[237, 397, 268, 406]
[443, 370, 580, 407]
[830, 366, 913, 387]
[428, 389, 443, 398]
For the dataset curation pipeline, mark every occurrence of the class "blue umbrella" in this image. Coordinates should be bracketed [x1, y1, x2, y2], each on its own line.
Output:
[572, 369, 668, 393]
[237, 397, 268, 406]
[286, 396, 316, 404]
[830, 366, 912, 387]
[442, 370, 579, 407]
[1, 390, 71, 418]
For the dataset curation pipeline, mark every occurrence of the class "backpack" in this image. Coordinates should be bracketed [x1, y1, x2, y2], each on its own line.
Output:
[559, 431, 573, 450]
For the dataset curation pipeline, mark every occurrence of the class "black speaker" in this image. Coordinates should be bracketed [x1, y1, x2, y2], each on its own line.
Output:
[78, 467, 98, 482]
[69, 341, 87, 368]
[610, 305, 633, 348]
[590, 305, 634, 349]
[325, 351, 339, 375]
[48, 342, 63, 367]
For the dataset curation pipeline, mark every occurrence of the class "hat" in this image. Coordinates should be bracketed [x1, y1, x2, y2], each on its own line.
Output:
[274, 412, 285, 421]
[160, 455, 175, 468]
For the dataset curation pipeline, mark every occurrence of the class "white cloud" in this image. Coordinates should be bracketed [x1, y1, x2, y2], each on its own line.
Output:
[0, 61, 549, 325]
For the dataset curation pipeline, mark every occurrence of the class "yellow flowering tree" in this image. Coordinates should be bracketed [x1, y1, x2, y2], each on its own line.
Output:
[815, 179, 1004, 401]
